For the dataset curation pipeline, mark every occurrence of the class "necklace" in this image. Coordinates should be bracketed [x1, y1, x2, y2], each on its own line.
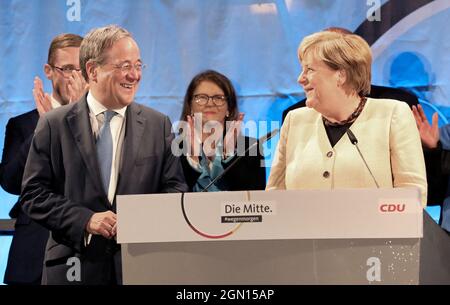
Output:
[322, 96, 367, 127]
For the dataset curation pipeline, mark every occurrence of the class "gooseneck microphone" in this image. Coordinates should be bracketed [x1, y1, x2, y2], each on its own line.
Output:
[346, 129, 380, 188]
[200, 129, 280, 192]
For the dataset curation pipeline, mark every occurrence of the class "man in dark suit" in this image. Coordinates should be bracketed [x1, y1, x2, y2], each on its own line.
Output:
[0, 33, 85, 284]
[412, 104, 450, 233]
[20, 25, 188, 285]
[282, 84, 419, 123]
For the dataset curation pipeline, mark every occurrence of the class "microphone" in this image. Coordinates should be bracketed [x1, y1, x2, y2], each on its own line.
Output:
[346, 129, 380, 188]
[200, 129, 280, 192]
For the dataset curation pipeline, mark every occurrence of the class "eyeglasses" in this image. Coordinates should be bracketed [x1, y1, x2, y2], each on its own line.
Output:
[51, 65, 81, 77]
[108, 62, 147, 74]
[193, 94, 227, 106]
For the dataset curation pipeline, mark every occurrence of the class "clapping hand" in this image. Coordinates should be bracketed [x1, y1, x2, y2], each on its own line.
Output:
[186, 114, 202, 161]
[412, 104, 439, 149]
[32, 77, 52, 117]
[224, 112, 244, 157]
[67, 70, 88, 103]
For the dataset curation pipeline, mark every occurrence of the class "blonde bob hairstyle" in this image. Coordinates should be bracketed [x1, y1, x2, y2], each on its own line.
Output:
[298, 31, 372, 96]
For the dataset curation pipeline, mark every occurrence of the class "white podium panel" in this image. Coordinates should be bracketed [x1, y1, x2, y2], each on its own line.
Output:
[117, 188, 422, 244]
[117, 188, 450, 284]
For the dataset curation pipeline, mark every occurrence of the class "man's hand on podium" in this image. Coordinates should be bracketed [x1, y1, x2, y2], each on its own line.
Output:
[86, 211, 117, 239]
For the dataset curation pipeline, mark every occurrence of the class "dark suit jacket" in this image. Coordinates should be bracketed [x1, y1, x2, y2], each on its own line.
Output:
[423, 144, 450, 228]
[281, 85, 419, 123]
[20, 96, 188, 284]
[0, 109, 49, 285]
[180, 136, 266, 192]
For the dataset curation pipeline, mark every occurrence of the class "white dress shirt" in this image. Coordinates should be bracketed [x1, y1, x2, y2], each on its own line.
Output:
[50, 95, 62, 109]
[86, 91, 127, 203]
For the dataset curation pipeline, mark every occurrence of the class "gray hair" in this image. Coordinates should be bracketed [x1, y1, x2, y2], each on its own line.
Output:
[80, 25, 131, 81]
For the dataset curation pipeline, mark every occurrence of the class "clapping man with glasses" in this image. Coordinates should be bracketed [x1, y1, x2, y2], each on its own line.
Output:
[20, 25, 188, 284]
[0, 33, 85, 285]
[33, 33, 87, 116]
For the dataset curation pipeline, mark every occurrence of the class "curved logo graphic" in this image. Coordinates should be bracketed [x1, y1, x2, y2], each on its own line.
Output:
[181, 193, 242, 239]
[371, 0, 450, 59]
[356, 0, 450, 58]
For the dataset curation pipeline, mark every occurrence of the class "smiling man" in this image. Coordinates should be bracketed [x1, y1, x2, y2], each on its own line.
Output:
[20, 25, 188, 285]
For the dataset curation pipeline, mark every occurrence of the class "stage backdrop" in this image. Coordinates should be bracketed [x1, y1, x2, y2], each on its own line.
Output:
[0, 0, 448, 282]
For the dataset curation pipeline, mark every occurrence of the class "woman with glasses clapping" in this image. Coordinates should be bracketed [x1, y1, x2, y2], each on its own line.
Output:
[177, 70, 266, 192]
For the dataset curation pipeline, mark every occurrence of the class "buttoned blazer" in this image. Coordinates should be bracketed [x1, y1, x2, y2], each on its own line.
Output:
[267, 98, 427, 206]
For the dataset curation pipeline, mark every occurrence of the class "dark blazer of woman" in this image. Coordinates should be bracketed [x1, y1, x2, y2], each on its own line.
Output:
[180, 135, 266, 192]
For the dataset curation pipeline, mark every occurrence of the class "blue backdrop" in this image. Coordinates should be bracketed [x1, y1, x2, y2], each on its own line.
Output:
[0, 0, 448, 283]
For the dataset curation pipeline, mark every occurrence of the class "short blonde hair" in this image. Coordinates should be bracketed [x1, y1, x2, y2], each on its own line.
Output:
[80, 25, 131, 81]
[298, 31, 372, 96]
[47, 33, 83, 65]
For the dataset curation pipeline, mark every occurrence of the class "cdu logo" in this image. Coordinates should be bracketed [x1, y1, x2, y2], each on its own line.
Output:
[379, 203, 406, 213]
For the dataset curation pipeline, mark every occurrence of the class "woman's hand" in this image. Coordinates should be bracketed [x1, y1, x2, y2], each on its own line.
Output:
[412, 104, 439, 149]
[186, 114, 202, 161]
[224, 112, 245, 157]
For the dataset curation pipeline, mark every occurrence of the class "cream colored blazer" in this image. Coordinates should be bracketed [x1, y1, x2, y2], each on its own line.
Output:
[267, 98, 427, 206]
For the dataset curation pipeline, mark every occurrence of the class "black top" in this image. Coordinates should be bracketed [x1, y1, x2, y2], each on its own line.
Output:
[424, 142, 450, 209]
[324, 122, 353, 148]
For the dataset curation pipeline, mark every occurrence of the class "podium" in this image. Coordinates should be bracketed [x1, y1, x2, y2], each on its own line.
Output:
[117, 188, 450, 284]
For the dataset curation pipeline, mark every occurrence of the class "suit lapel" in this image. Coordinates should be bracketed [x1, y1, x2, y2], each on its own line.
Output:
[66, 98, 105, 196]
[116, 102, 146, 194]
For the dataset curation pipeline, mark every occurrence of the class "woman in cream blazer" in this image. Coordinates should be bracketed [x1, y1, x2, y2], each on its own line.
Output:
[266, 30, 427, 206]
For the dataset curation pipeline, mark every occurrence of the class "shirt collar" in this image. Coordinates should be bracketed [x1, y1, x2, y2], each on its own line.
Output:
[86, 91, 127, 117]
[50, 94, 62, 109]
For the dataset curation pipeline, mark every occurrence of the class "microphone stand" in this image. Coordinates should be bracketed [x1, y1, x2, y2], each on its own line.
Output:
[346, 129, 380, 188]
